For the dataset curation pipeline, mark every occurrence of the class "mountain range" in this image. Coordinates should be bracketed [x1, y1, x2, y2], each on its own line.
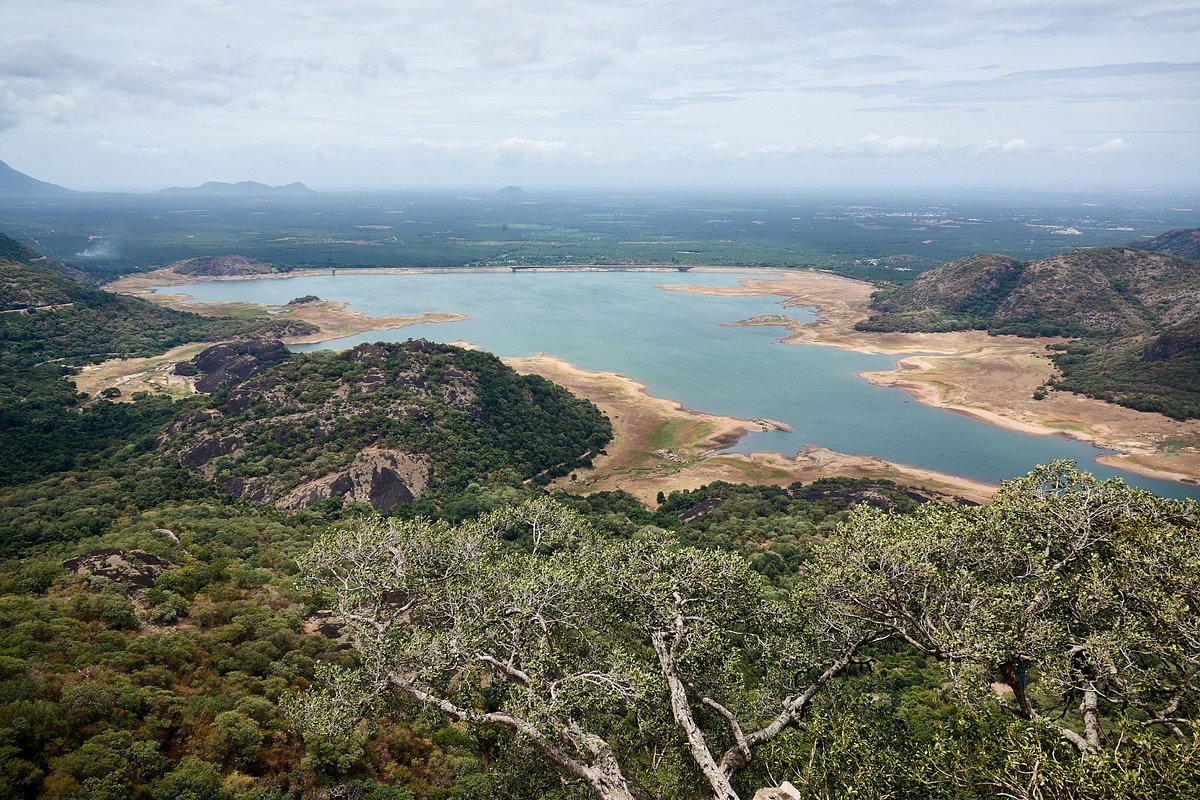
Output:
[158, 180, 315, 196]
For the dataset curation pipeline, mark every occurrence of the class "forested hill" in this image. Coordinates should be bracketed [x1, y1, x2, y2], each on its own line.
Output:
[161, 340, 613, 509]
[858, 245, 1200, 338]
[855, 238, 1200, 419]
[1132, 226, 1200, 261]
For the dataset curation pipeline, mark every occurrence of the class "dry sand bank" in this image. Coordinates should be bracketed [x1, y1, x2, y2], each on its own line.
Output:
[505, 354, 997, 506]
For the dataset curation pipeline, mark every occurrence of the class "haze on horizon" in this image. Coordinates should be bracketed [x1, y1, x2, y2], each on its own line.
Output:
[1, 0, 1198, 193]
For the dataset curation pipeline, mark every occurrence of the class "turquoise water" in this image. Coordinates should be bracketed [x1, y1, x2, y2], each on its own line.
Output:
[158, 271, 1200, 499]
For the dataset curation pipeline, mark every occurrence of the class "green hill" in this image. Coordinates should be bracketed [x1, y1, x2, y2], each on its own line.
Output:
[1049, 313, 1200, 419]
[859, 246, 1200, 338]
[856, 238, 1200, 418]
[160, 340, 612, 509]
[0, 235, 319, 487]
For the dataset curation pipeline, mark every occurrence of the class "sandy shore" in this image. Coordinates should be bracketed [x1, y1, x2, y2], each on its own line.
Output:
[505, 354, 997, 505]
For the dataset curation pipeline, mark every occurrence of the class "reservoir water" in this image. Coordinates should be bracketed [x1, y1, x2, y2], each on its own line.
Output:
[157, 270, 1200, 499]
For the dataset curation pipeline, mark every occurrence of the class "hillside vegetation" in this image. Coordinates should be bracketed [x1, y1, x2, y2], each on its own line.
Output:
[857, 240, 1200, 418]
[168, 255, 282, 277]
[161, 340, 613, 508]
[0, 225, 1196, 798]
[0, 239, 317, 488]
[1133, 226, 1200, 261]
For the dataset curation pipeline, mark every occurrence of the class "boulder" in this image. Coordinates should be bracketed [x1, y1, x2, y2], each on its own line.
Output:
[275, 449, 432, 511]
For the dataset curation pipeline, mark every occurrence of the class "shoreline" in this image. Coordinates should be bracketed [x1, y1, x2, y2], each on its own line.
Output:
[107, 264, 1200, 489]
[664, 273, 1200, 486]
[504, 354, 997, 505]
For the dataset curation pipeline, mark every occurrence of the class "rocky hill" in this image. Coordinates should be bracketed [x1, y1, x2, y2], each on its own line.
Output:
[160, 340, 612, 510]
[1132, 227, 1200, 261]
[168, 255, 280, 277]
[856, 236, 1200, 419]
[859, 246, 1200, 338]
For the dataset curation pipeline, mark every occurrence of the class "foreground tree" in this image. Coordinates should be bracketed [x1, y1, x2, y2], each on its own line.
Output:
[292, 499, 886, 799]
[292, 500, 651, 800]
[810, 461, 1200, 755]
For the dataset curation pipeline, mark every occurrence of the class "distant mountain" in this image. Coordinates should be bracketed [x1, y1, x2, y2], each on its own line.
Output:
[1131, 228, 1200, 261]
[159, 180, 315, 197]
[857, 238, 1200, 418]
[0, 159, 74, 196]
[859, 246, 1200, 338]
[497, 185, 526, 196]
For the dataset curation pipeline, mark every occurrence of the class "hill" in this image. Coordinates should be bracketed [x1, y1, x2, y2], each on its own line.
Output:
[856, 240, 1200, 418]
[859, 246, 1200, 338]
[0, 158, 74, 196]
[159, 340, 612, 509]
[167, 255, 281, 277]
[159, 180, 315, 196]
[1049, 313, 1200, 419]
[1132, 227, 1200, 261]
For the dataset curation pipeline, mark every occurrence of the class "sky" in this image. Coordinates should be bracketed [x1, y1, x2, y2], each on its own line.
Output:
[1, 0, 1198, 192]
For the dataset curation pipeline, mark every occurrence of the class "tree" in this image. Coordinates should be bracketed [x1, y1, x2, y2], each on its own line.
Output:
[808, 461, 1200, 755]
[292, 499, 891, 800]
[293, 500, 651, 800]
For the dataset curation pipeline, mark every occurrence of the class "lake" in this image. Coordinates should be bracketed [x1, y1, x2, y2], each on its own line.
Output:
[157, 270, 1200, 499]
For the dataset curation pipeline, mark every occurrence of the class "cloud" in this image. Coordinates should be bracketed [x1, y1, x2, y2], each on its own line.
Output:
[802, 61, 1200, 106]
[568, 56, 612, 81]
[477, 32, 545, 68]
[358, 49, 407, 78]
[978, 138, 1031, 155]
[1082, 137, 1131, 155]
[493, 137, 568, 163]
[833, 134, 947, 157]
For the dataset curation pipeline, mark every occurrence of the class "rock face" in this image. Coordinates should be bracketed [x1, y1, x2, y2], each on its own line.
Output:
[175, 339, 289, 392]
[276, 449, 432, 510]
[753, 782, 800, 800]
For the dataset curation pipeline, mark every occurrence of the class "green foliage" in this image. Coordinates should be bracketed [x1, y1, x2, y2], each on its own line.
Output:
[1050, 315, 1200, 419]
[163, 341, 612, 503]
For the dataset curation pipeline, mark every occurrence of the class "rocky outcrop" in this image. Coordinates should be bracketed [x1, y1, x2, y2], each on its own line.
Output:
[175, 339, 289, 392]
[274, 449, 432, 510]
[168, 255, 278, 277]
[179, 434, 244, 470]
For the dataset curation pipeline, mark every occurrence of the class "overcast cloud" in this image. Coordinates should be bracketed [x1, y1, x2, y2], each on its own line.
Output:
[1, 0, 1197, 190]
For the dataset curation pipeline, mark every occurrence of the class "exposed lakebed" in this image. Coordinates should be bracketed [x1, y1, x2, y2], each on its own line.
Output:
[157, 270, 1200, 499]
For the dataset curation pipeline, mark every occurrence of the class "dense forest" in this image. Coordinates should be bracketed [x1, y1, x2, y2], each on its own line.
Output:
[0, 230, 1197, 799]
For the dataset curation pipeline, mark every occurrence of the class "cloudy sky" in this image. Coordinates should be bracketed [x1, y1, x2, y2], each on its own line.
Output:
[2, 0, 1198, 191]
